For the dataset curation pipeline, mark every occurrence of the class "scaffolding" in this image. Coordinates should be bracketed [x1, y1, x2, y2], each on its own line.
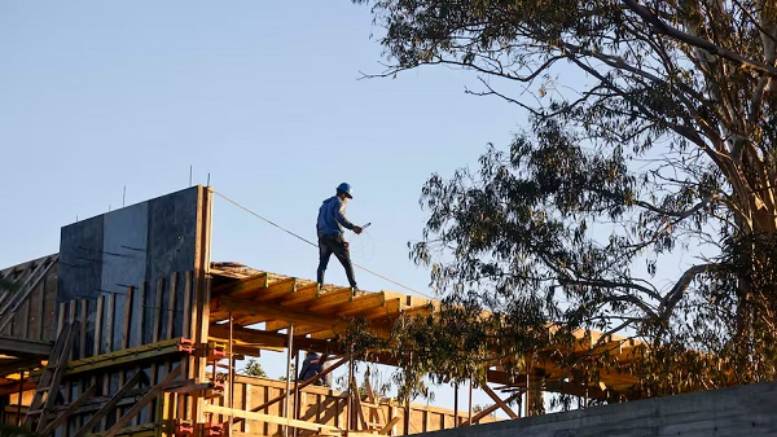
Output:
[0, 186, 645, 436]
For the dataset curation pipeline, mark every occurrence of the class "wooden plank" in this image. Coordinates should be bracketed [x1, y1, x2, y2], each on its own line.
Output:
[0, 257, 55, 333]
[204, 403, 342, 435]
[104, 293, 115, 354]
[460, 391, 521, 426]
[182, 272, 192, 338]
[79, 299, 88, 359]
[274, 281, 320, 307]
[217, 273, 268, 298]
[229, 357, 348, 428]
[35, 323, 77, 433]
[64, 338, 184, 377]
[350, 376, 368, 430]
[306, 288, 353, 313]
[57, 302, 65, 336]
[73, 371, 146, 437]
[133, 283, 146, 348]
[481, 384, 519, 419]
[166, 272, 178, 339]
[122, 287, 133, 350]
[152, 278, 164, 343]
[256, 277, 298, 302]
[361, 298, 401, 321]
[94, 296, 104, 355]
[38, 384, 97, 436]
[220, 297, 347, 330]
[0, 336, 51, 357]
[338, 292, 386, 317]
[102, 349, 183, 437]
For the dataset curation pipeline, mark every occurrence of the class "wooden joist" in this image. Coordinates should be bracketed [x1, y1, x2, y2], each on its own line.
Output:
[217, 297, 348, 331]
[205, 403, 343, 435]
[102, 366, 183, 437]
[0, 336, 51, 358]
[481, 384, 519, 419]
[63, 337, 186, 377]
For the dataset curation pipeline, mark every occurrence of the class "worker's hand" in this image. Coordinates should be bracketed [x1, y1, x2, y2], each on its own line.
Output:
[353, 226, 363, 235]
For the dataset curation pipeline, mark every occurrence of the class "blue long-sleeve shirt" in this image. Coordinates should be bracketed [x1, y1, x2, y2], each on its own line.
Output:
[317, 196, 355, 238]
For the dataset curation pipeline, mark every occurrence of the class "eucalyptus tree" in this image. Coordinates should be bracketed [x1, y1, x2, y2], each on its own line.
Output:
[357, 0, 777, 397]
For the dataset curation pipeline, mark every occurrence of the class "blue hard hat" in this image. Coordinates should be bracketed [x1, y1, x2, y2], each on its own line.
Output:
[336, 182, 353, 198]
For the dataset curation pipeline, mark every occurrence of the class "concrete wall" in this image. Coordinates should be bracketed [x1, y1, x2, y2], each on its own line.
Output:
[416, 382, 777, 437]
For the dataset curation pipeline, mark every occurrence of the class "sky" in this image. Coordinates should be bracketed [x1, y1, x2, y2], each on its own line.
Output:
[0, 1, 527, 415]
[0, 0, 699, 418]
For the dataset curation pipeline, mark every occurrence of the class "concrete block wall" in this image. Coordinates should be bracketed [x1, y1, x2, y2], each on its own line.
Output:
[416, 382, 777, 437]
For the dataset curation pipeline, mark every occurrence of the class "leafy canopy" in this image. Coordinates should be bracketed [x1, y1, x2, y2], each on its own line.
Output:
[357, 0, 777, 398]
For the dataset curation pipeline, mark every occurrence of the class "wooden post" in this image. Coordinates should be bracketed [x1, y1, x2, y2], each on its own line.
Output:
[283, 324, 294, 437]
[524, 372, 530, 417]
[227, 312, 234, 437]
[468, 379, 473, 425]
[453, 382, 459, 427]
[293, 348, 301, 437]
[16, 370, 24, 426]
[346, 345, 353, 432]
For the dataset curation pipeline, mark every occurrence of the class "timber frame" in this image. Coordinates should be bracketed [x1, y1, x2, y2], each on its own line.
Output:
[0, 186, 648, 436]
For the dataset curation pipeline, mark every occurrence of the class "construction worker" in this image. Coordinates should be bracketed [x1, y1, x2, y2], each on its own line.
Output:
[316, 182, 362, 290]
[298, 351, 332, 386]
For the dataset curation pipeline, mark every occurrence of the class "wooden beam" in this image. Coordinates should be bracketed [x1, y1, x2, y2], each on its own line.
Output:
[360, 298, 401, 321]
[481, 384, 519, 419]
[0, 336, 51, 358]
[277, 282, 318, 307]
[338, 292, 386, 317]
[215, 273, 268, 297]
[460, 391, 521, 426]
[229, 357, 348, 428]
[38, 384, 96, 435]
[257, 277, 298, 302]
[205, 403, 343, 435]
[217, 297, 348, 331]
[305, 288, 352, 312]
[73, 372, 146, 437]
[63, 338, 185, 377]
[102, 366, 182, 437]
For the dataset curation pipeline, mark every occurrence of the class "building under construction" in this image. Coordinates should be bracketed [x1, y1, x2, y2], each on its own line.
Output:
[0, 186, 644, 437]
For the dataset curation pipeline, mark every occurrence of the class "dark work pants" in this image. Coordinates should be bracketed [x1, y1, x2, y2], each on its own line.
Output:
[317, 234, 357, 288]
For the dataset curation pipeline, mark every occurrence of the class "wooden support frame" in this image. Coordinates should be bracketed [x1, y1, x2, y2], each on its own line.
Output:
[39, 384, 96, 436]
[63, 337, 187, 377]
[227, 356, 348, 428]
[481, 383, 520, 419]
[460, 391, 522, 426]
[205, 404, 344, 436]
[73, 371, 147, 437]
[217, 297, 348, 331]
[103, 366, 183, 437]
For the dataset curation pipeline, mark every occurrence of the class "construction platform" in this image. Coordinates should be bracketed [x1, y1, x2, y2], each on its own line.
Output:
[0, 186, 644, 436]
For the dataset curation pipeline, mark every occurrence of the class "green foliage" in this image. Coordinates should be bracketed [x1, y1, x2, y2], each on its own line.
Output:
[357, 0, 777, 398]
[242, 358, 267, 378]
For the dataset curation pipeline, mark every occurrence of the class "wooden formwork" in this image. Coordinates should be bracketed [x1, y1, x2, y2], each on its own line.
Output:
[0, 185, 654, 436]
[202, 374, 495, 437]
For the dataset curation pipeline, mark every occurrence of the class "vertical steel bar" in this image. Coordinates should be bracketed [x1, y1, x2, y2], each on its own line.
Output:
[283, 324, 295, 437]
[346, 345, 353, 432]
[228, 312, 234, 437]
[293, 349, 301, 437]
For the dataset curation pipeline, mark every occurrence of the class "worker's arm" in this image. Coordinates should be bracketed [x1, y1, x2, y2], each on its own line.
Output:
[336, 202, 362, 234]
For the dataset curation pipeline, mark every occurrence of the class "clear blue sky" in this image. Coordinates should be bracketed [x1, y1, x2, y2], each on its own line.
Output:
[1, 1, 529, 414]
[0, 1, 523, 290]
